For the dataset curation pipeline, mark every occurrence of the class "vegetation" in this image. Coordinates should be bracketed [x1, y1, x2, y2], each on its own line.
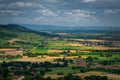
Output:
[0, 24, 119, 80]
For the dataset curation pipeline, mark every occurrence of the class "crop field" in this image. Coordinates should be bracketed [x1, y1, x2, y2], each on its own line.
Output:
[44, 71, 120, 80]
[0, 25, 120, 80]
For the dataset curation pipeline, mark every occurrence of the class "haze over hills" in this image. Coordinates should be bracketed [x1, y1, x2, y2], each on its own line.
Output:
[21, 24, 120, 32]
[0, 24, 119, 41]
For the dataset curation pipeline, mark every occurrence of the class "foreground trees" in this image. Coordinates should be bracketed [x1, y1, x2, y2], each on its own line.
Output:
[0, 61, 109, 80]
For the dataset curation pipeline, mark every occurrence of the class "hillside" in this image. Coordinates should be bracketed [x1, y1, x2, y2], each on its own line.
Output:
[0, 25, 120, 80]
[0, 24, 57, 40]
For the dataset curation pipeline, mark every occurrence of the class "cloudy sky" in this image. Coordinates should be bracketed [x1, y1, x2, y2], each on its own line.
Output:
[0, 0, 120, 26]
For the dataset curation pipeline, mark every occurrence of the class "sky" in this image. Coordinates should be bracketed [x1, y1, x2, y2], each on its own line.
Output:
[0, 0, 120, 26]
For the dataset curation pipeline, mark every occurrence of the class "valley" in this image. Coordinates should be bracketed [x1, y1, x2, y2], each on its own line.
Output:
[0, 24, 120, 80]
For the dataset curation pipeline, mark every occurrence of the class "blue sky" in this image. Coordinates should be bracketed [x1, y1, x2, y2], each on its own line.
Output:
[0, 0, 120, 26]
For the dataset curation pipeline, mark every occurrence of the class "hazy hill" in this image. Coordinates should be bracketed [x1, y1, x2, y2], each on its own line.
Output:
[21, 24, 120, 32]
[0, 24, 56, 40]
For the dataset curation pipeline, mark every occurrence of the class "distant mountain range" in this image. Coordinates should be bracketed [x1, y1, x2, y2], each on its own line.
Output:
[21, 24, 120, 32]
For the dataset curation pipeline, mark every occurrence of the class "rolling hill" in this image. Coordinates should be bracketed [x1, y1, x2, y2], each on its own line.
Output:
[0, 24, 57, 40]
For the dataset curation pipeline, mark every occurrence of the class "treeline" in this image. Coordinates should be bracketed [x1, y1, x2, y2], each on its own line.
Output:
[0, 32, 17, 38]
[0, 61, 113, 80]
[23, 73, 108, 80]
[72, 66, 120, 74]
[0, 55, 22, 60]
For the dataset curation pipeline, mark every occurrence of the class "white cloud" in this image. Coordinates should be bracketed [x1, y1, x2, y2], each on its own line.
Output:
[37, 9, 59, 17]
[104, 9, 120, 14]
[62, 10, 95, 19]
[42, 0, 59, 3]
[0, 10, 25, 15]
[63, 10, 98, 23]
[35, 9, 100, 26]
[83, 0, 96, 3]
[10, 1, 42, 8]
[34, 16, 45, 21]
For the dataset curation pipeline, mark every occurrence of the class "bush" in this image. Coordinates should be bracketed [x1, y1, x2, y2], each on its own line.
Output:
[57, 72, 64, 75]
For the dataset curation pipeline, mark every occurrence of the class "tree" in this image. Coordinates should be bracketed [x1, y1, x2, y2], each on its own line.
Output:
[35, 73, 44, 80]
[63, 60, 68, 67]
[40, 70, 45, 76]
[85, 75, 108, 80]
[64, 73, 81, 80]
[1, 67, 10, 79]
[86, 56, 93, 62]
[46, 77, 52, 80]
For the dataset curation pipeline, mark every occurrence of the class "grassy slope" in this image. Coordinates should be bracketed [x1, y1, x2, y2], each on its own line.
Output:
[0, 24, 57, 41]
[0, 24, 41, 40]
